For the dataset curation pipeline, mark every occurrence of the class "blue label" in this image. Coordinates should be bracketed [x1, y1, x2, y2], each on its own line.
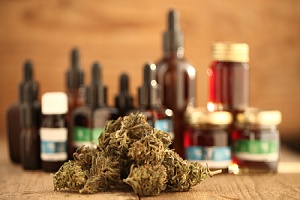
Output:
[41, 141, 67, 154]
[186, 146, 231, 161]
[155, 119, 173, 132]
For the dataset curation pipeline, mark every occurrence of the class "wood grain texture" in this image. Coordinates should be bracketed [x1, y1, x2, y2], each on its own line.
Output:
[1, 0, 300, 135]
[1, 133, 300, 200]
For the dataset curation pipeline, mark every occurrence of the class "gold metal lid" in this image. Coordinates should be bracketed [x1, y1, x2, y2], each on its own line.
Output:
[236, 108, 282, 125]
[212, 42, 249, 62]
[185, 107, 232, 125]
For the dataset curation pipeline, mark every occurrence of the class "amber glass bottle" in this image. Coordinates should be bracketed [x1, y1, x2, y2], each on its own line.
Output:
[6, 60, 37, 163]
[40, 92, 68, 172]
[133, 63, 174, 141]
[65, 48, 85, 159]
[114, 73, 134, 118]
[156, 10, 196, 157]
[207, 42, 249, 112]
[20, 80, 41, 170]
[72, 62, 117, 150]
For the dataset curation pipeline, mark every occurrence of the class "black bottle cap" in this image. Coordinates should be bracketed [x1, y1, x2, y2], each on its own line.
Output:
[115, 73, 134, 112]
[138, 63, 159, 108]
[86, 62, 106, 108]
[66, 48, 84, 89]
[163, 9, 184, 52]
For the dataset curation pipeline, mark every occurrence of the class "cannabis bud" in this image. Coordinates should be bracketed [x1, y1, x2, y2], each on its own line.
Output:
[53, 112, 221, 196]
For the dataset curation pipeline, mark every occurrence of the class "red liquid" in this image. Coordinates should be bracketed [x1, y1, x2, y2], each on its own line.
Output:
[208, 61, 249, 111]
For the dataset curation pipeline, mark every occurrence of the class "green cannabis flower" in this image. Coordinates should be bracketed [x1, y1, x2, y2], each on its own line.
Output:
[53, 161, 86, 191]
[53, 112, 221, 196]
[123, 164, 167, 196]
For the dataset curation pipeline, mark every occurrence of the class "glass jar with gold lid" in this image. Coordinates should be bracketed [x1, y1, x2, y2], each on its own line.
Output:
[207, 42, 249, 112]
[184, 107, 232, 172]
[230, 108, 282, 174]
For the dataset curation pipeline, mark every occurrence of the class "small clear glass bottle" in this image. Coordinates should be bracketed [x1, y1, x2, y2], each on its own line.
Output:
[207, 42, 249, 112]
[184, 108, 232, 172]
[40, 92, 68, 172]
[230, 108, 282, 174]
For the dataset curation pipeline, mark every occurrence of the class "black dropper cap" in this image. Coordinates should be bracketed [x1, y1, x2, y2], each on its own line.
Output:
[66, 48, 84, 89]
[163, 9, 184, 52]
[85, 62, 106, 108]
[19, 60, 34, 102]
[21, 82, 40, 127]
[138, 63, 159, 108]
[20, 61, 40, 127]
[115, 73, 134, 112]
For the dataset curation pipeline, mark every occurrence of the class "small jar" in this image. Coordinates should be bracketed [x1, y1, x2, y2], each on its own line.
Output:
[207, 42, 249, 112]
[230, 108, 282, 174]
[184, 108, 232, 172]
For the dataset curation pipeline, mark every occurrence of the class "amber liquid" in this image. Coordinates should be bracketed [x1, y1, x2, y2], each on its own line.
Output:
[231, 128, 279, 174]
[156, 53, 196, 157]
[208, 61, 249, 111]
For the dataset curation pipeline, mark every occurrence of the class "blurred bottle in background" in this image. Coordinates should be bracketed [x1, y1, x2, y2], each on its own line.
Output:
[156, 9, 196, 157]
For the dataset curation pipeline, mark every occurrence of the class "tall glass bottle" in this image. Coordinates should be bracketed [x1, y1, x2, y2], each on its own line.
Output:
[6, 60, 37, 163]
[40, 92, 68, 172]
[20, 76, 41, 170]
[135, 63, 174, 142]
[92, 63, 118, 146]
[72, 62, 117, 150]
[156, 10, 196, 157]
[65, 48, 85, 159]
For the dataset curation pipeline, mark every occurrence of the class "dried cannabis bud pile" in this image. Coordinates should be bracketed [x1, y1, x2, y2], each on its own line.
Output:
[53, 113, 221, 196]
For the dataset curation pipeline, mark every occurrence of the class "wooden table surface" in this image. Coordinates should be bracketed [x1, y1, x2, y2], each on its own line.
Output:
[1, 133, 300, 200]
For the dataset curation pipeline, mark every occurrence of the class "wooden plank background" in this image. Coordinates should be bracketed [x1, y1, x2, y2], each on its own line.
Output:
[1, 0, 300, 136]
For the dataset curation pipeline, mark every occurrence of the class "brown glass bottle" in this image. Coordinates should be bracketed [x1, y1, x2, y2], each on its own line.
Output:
[72, 62, 117, 150]
[20, 80, 41, 170]
[130, 63, 174, 141]
[207, 42, 249, 112]
[230, 109, 281, 174]
[65, 48, 85, 159]
[6, 60, 36, 163]
[156, 10, 196, 157]
[40, 92, 68, 172]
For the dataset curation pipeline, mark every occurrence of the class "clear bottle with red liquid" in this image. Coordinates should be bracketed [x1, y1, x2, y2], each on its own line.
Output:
[156, 10, 196, 157]
[207, 42, 249, 112]
[184, 107, 232, 172]
[230, 108, 281, 174]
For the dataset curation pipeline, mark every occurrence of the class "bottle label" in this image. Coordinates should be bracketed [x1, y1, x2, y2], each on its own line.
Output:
[73, 126, 91, 148]
[186, 146, 231, 168]
[91, 128, 104, 145]
[155, 119, 174, 140]
[234, 139, 279, 161]
[40, 128, 67, 161]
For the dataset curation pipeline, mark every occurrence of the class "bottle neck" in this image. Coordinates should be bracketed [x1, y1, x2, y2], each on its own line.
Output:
[163, 47, 185, 59]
